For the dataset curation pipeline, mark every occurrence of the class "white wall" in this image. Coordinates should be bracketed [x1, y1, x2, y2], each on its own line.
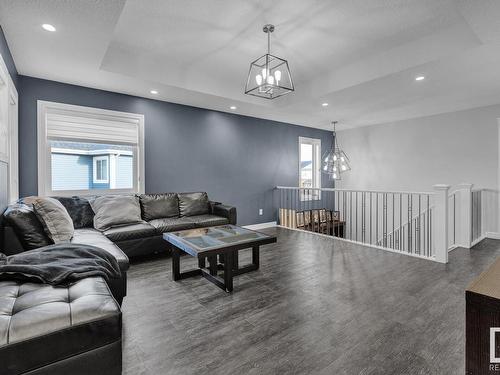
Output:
[337, 103, 500, 192]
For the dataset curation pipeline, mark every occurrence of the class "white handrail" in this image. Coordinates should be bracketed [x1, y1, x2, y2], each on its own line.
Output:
[275, 186, 435, 196]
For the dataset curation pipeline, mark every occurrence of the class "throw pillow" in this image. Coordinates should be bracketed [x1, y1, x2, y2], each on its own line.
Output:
[32, 197, 74, 243]
[3, 203, 53, 249]
[139, 193, 179, 221]
[90, 195, 143, 231]
[178, 192, 210, 217]
[53, 196, 95, 229]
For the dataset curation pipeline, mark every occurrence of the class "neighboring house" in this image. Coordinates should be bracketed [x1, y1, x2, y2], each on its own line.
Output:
[51, 142, 133, 191]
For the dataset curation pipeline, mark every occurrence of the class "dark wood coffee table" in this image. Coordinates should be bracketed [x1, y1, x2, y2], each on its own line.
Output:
[163, 225, 276, 292]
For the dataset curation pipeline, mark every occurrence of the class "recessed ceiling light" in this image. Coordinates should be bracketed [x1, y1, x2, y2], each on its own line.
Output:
[150, 90, 158, 95]
[230, 106, 237, 110]
[415, 76, 425, 81]
[322, 103, 329, 107]
[42, 24, 56, 32]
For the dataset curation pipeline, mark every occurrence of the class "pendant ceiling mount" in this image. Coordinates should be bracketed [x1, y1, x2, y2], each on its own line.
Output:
[245, 24, 294, 99]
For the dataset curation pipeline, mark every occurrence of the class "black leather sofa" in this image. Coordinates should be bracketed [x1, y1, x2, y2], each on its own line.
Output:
[1, 192, 236, 303]
[0, 191, 236, 374]
[0, 277, 122, 375]
[2, 192, 236, 257]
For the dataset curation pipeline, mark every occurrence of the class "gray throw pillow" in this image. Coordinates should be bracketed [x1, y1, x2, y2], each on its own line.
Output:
[32, 197, 74, 243]
[90, 195, 143, 231]
[178, 192, 210, 217]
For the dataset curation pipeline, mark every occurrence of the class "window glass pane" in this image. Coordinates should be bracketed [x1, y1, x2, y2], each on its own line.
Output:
[299, 138, 321, 201]
[96, 160, 102, 180]
[102, 160, 108, 179]
[300, 143, 313, 188]
[50, 140, 134, 191]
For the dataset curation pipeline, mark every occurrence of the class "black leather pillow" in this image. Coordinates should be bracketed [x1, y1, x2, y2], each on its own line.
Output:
[139, 193, 179, 221]
[3, 203, 53, 250]
[178, 192, 210, 217]
[53, 196, 94, 229]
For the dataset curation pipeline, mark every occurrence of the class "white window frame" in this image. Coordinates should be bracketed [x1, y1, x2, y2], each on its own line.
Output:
[37, 101, 145, 196]
[93, 156, 109, 184]
[299, 136, 321, 201]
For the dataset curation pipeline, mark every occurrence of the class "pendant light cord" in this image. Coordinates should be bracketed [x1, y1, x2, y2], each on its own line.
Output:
[332, 121, 338, 148]
[267, 29, 271, 55]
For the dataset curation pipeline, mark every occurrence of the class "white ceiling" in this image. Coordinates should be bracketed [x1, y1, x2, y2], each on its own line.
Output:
[1, 0, 500, 130]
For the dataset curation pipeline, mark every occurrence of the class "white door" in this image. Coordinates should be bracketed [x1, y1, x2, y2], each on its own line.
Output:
[8, 88, 18, 202]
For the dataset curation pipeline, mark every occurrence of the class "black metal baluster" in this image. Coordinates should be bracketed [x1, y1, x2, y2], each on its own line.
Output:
[392, 193, 395, 250]
[370, 192, 373, 245]
[400, 193, 402, 251]
[418, 194, 421, 254]
[407, 194, 411, 253]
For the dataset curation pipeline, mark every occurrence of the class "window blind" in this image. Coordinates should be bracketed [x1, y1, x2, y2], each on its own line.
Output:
[46, 109, 140, 145]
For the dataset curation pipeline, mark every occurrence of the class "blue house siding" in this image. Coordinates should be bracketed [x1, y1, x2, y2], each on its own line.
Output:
[91, 181, 110, 189]
[51, 154, 92, 191]
[116, 155, 133, 189]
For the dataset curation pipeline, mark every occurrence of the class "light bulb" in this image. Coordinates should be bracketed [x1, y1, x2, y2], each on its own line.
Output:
[333, 155, 337, 161]
[256, 74, 262, 85]
[341, 165, 347, 171]
[340, 156, 345, 162]
[274, 70, 281, 82]
[324, 156, 329, 162]
[323, 165, 327, 171]
[333, 173, 337, 179]
[333, 166, 337, 171]
[262, 68, 267, 79]
[267, 75, 274, 85]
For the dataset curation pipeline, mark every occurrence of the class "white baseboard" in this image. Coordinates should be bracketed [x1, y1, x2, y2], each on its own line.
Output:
[243, 221, 277, 230]
[486, 232, 500, 240]
[471, 234, 487, 247]
[470, 232, 500, 247]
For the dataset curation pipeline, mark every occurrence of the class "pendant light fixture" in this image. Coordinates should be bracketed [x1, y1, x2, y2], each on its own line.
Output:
[322, 121, 351, 180]
[245, 24, 294, 99]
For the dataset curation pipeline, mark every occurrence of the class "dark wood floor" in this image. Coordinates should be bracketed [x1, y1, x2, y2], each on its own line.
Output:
[122, 227, 500, 375]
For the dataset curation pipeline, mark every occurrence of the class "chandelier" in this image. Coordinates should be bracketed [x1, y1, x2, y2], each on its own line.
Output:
[322, 121, 351, 180]
[245, 24, 294, 99]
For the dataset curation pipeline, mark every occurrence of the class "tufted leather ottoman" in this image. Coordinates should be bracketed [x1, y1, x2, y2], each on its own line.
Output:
[0, 277, 122, 375]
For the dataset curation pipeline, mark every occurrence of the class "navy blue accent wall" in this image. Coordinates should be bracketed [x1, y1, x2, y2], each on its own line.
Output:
[0, 25, 18, 88]
[18, 75, 333, 225]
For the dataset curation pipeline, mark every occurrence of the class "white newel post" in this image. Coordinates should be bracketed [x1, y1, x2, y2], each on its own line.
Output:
[457, 183, 473, 248]
[433, 184, 450, 263]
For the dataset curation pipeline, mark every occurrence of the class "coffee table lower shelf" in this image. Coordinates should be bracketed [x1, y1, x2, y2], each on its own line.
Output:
[171, 245, 261, 292]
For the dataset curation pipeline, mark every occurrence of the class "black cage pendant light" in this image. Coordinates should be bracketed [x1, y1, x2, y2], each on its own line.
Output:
[245, 24, 294, 99]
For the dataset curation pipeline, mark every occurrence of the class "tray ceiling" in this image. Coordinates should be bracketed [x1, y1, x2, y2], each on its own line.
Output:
[2, 0, 500, 130]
